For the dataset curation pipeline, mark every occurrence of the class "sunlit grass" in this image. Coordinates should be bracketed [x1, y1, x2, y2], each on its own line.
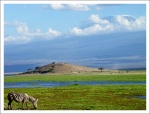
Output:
[4, 73, 146, 82]
[4, 84, 146, 110]
[4, 71, 146, 110]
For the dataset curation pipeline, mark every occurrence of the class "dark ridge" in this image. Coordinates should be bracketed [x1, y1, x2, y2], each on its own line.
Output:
[119, 68, 146, 70]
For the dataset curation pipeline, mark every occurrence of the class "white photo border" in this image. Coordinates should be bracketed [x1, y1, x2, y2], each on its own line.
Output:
[1, 0, 149, 114]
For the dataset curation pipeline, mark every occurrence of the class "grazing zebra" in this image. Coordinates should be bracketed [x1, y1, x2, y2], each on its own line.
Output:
[7, 92, 38, 110]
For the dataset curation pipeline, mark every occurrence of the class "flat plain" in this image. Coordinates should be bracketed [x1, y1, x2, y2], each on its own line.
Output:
[4, 70, 146, 110]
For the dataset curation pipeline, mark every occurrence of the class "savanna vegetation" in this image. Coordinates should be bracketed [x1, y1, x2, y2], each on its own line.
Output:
[4, 71, 146, 110]
[4, 73, 146, 82]
[4, 85, 146, 110]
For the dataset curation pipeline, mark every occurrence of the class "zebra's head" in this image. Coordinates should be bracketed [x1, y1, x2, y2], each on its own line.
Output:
[33, 99, 38, 109]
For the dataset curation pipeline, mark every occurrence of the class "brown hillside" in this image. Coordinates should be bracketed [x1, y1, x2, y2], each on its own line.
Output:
[24, 62, 99, 74]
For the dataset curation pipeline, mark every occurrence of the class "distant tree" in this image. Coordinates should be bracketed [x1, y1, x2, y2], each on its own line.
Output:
[35, 66, 41, 70]
[27, 68, 32, 71]
[98, 67, 104, 72]
[52, 62, 55, 64]
[27, 68, 32, 73]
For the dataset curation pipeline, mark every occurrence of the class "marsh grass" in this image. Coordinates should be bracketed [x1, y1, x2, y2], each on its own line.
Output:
[4, 73, 146, 82]
[4, 84, 146, 110]
[4, 72, 146, 110]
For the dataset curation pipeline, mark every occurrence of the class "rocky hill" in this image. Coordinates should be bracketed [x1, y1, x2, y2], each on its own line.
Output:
[21, 62, 99, 74]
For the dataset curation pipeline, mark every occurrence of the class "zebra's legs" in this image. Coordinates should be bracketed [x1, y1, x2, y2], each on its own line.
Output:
[8, 101, 12, 110]
[22, 102, 24, 109]
[26, 102, 28, 109]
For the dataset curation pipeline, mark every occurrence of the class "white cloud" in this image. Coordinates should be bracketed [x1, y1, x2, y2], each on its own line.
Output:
[47, 28, 61, 37]
[71, 24, 113, 36]
[4, 36, 16, 42]
[114, 15, 132, 31]
[133, 16, 146, 30]
[5, 22, 61, 44]
[47, 4, 90, 11]
[5, 14, 146, 43]
[71, 27, 82, 36]
[16, 23, 29, 33]
[71, 14, 114, 36]
[23, 28, 61, 39]
[50, 4, 65, 10]
[35, 28, 41, 33]
[89, 14, 110, 25]
[114, 15, 146, 31]
[4, 21, 20, 27]
[95, 6, 103, 11]
[4, 35, 31, 44]
[71, 14, 146, 36]
[115, 15, 130, 26]
[68, 4, 89, 11]
[4, 22, 13, 26]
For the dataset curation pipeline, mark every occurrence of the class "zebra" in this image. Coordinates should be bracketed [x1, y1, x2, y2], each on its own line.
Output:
[7, 92, 38, 110]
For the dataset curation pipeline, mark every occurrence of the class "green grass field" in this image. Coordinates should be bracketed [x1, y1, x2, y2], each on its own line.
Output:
[4, 72, 146, 110]
[4, 85, 146, 110]
[4, 73, 146, 82]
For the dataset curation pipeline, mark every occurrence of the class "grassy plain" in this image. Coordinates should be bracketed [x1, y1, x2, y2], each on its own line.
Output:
[4, 85, 146, 110]
[4, 71, 146, 82]
[4, 71, 146, 110]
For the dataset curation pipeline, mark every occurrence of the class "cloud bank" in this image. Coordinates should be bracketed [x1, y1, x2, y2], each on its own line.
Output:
[71, 14, 146, 36]
[4, 14, 146, 44]
[4, 22, 61, 44]
[43, 4, 90, 11]
[5, 55, 145, 69]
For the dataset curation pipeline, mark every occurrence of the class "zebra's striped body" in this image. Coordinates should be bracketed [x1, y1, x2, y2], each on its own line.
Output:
[7, 92, 38, 110]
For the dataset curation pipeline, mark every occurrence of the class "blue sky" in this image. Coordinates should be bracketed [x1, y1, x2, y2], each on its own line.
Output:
[4, 4, 146, 44]
[4, 3, 147, 70]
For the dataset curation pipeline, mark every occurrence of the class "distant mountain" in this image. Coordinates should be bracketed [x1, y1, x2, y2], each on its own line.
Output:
[4, 31, 146, 72]
[4, 64, 36, 73]
[102, 15, 136, 23]
[119, 67, 146, 70]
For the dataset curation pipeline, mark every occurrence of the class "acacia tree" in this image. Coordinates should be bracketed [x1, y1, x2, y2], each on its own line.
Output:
[98, 67, 104, 72]
[27, 68, 32, 73]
